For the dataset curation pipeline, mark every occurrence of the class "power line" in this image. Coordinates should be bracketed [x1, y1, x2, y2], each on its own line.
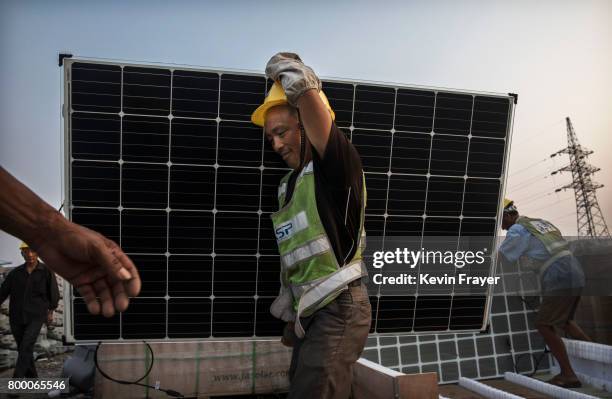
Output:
[509, 169, 560, 202]
[508, 173, 552, 191]
[508, 157, 552, 177]
[513, 190, 556, 204]
[511, 119, 565, 146]
[520, 195, 574, 215]
[556, 210, 579, 222]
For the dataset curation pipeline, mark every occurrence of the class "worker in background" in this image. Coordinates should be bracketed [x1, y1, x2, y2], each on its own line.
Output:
[251, 52, 370, 398]
[498, 199, 591, 388]
[0, 242, 59, 378]
[0, 166, 141, 317]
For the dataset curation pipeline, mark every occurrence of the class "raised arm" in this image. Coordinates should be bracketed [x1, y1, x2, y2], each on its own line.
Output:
[265, 52, 332, 157]
[296, 90, 333, 157]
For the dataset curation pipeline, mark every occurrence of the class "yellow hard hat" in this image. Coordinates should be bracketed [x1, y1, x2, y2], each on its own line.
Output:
[250, 82, 335, 127]
[503, 198, 517, 212]
[19, 242, 29, 250]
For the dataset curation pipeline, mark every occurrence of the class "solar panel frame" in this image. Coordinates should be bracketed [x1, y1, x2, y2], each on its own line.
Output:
[61, 57, 516, 343]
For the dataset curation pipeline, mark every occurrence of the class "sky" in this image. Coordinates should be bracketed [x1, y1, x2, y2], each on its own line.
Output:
[1, 0, 611, 266]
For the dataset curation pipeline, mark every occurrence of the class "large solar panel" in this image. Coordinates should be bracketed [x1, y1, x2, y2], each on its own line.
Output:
[62, 59, 514, 341]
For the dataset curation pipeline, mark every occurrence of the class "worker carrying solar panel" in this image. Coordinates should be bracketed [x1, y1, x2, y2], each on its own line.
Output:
[498, 198, 590, 388]
[250, 52, 371, 399]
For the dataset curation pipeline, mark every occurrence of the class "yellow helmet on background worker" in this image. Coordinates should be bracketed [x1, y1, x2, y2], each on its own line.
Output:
[503, 198, 517, 213]
[19, 242, 29, 250]
[251, 82, 335, 127]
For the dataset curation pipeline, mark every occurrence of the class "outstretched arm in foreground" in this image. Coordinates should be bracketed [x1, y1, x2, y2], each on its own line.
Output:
[0, 166, 141, 317]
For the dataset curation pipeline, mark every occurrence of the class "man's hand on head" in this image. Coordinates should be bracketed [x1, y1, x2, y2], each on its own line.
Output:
[264, 52, 332, 157]
[265, 52, 321, 106]
[32, 211, 141, 317]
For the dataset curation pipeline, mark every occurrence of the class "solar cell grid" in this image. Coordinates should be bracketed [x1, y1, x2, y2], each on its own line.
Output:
[65, 60, 512, 340]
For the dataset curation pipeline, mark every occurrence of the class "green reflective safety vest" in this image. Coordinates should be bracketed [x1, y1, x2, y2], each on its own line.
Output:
[269, 161, 367, 338]
[515, 216, 571, 275]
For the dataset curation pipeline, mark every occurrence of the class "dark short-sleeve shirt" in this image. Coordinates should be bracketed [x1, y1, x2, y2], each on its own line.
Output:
[284, 123, 364, 266]
[0, 262, 60, 324]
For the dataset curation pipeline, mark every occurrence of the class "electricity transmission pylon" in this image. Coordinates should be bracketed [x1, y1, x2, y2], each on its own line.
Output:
[550, 117, 610, 238]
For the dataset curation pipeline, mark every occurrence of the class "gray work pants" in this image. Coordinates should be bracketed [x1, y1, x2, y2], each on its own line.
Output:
[288, 283, 371, 399]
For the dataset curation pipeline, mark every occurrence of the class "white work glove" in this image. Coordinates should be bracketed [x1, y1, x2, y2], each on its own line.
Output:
[265, 52, 321, 106]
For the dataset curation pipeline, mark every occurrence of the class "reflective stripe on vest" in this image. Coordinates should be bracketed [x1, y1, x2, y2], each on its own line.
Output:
[282, 235, 331, 269]
[299, 161, 314, 177]
[359, 230, 366, 251]
[278, 182, 287, 199]
[291, 259, 366, 299]
[294, 260, 367, 338]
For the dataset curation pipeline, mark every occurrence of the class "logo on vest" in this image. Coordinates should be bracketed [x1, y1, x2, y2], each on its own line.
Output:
[275, 222, 294, 242]
[530, 220, 557, 234]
